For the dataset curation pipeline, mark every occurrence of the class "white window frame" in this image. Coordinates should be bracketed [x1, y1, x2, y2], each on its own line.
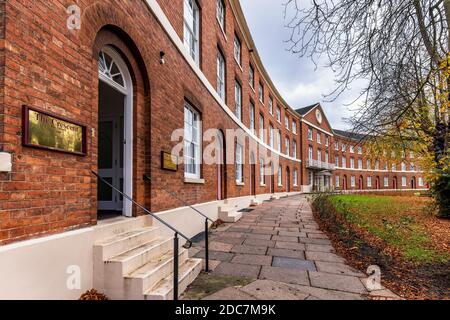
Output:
[216, 0, 225, 31]
[277, 131, 282, 153]
[249, 64, 255, 88]
[351, 176, 356, 187]
[317, 132, 321, 144]
[269, 124, 274, 148]
[402, 176, 407, 187]
[258, 82, 264, 103]
[249, 102, 255, 134]
[358, 159, 363, 170]
[233, 35, 241, 66]
[293, 170, 298, 186]
[384, 177, 389, 187]
[335, 175, 340, 187]
[276, 107, 281, 123]
[217, 50, 226, 100]
[183, 0, 200, 65]
[285, 115, 289, 130]
[292, 121, 297, 134]
[367, 176, 372, 187]
[268, 97, 273, 114]
[259, 158, 265, 185]
[184, 103, 202, 179]
[285, 137, 290, 156]
[235, 143, 244, 183]
[418, 177, 424, 187]
[350, 146, 354, 153]
[350, 158, 355, 169]
[308, 128, 313, 141]
[259, 113, 264, 142]
[234, 81, 242, 121]
[358, 146, 363, 154]
[342, 157, 347, 168]
[278, 165, 282, 186]
[293, 142, 297, 159]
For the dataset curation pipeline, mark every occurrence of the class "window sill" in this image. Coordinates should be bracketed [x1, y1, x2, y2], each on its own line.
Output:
[260, 183, 266, 187]
[278, 184, 283, 187]
[184, 177, 205, 184]
[236, 181, 245, 186]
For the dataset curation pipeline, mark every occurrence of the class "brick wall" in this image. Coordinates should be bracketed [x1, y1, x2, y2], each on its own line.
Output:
[0, 0, 426, 245]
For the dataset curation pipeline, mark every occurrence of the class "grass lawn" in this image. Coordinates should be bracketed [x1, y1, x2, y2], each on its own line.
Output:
[328, 194, 450, 264]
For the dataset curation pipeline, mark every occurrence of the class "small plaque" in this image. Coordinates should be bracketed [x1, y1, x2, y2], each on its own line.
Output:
[161, 151, 178, 171]
[22, 105, 87, 156]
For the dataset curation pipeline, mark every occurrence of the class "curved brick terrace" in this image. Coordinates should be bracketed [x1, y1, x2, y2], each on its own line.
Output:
[184, 195, 400, 300]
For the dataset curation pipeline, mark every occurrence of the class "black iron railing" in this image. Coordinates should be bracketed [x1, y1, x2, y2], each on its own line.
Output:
[92, 171, 192, 301]
[143, 174, 214, 273]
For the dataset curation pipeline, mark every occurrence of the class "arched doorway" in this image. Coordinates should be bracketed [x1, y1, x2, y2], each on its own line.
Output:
[250, 153, 256, 196]
[97, 47, 134, 218]
[411, 177, 416, 190]
[286, 167, 291, 192]
[343, 175, 347, 190]
[376, 176, 380, 190]
[358, 176, 363, 190]
[393, 177, 398, 190]
[216, 131, 226, 200]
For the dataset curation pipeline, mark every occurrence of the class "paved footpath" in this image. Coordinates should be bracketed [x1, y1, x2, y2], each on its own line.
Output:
[185, 195, 400, 300]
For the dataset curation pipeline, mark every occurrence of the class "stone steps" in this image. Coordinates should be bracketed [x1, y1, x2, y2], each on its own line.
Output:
[93, 219, 202, 300]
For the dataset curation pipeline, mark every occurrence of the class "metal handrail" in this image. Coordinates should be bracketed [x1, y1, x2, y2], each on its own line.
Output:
[92, 171, 192, 247]
[92, 171, 192, 301]
[143, 174, 213, 273]
[144, 174, 214, 223]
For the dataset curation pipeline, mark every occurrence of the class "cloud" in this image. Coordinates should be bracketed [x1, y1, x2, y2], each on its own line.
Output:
[240, 0, 365, 130]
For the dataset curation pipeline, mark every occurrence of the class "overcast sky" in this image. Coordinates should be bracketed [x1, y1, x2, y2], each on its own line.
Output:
[240, 0, 363, 130]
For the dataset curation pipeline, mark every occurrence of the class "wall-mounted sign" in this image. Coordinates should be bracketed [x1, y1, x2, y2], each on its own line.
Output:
[161, 151, 178, 172]
[22, 106, 87, 156]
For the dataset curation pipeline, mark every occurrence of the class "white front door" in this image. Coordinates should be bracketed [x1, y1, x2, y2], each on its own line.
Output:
[98, 115, 124, 212]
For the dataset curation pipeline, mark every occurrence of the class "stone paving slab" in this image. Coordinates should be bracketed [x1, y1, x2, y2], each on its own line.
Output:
[231, 245, 268, 255]
[305, 244, 335, 253]
[259, 266, 310, 286]
[213, 262, 261, 279]
[186, 195, 401, 300]
[305, 251, 346, 263]
[275, 241, 307, 251]
[209, 242, 234, 252]
[240, 280, 309, 300]
[202, 287, 257, 300]
[315, 261, 365, 277]
[267, 248, 306, 259]
[231, 254, 273, 266]
[272, 257, 317, 271]
[195, 250, 234, 262]
[243, 238, 275, 247]
[309, 272, 367, 294]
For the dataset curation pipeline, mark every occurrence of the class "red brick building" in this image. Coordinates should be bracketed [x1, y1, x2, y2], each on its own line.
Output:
[295, 104, 427, 193]
[0, 0, 427, 299]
